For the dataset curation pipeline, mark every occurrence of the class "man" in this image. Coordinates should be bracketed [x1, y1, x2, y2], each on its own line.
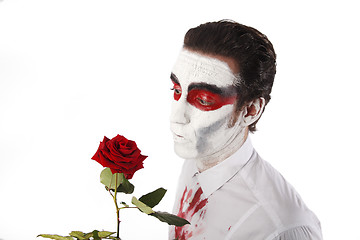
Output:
[169, 20, 322, 240]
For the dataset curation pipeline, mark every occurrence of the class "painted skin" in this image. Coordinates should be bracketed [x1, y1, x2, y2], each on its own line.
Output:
[169, 49, 250, 172]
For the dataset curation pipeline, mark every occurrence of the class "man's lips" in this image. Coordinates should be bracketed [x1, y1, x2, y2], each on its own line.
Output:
[172, 132, 189, 143]
[174, 133, 183, 138]
[170, 123, 192, 143]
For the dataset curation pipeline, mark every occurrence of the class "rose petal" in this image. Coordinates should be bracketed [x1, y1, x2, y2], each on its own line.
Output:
[92, 135, 147, 179]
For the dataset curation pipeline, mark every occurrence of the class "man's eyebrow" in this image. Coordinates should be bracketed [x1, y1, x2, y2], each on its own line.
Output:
[188, 83, 237, 96]
[188, 83, 223, 94]
[170, 73, 179, 85]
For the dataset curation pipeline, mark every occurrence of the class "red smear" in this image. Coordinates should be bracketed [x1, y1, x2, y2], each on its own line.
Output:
[193, 198, 208, 217]
[186, 189, 193, 202]
[175, 187, 188, 238]
[175, 230, 193, 240]
[187, 188, 203, 213]
[175, 186, 208, 239]
[177, 187, 187, 219]
[180, 187, 187, 205]
[199, 209, 205, 219]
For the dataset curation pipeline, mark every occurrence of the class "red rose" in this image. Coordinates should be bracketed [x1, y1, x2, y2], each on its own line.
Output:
[91, 135, 147, 179]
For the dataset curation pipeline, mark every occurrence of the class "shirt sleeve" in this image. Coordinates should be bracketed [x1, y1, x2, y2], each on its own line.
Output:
[271, 226, 323, 240]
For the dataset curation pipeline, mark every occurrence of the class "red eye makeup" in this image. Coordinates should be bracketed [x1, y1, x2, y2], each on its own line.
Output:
[171, 73, 182, 101]
[170, 73, 237, 111]
[172, 82, 182, 101]
[187, 89, 237, 111]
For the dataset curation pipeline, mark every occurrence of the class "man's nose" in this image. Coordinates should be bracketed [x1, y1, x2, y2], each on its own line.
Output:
[170, 98, 190, 124]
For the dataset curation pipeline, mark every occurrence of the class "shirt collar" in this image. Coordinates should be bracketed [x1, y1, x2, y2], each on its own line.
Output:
[194, 136, 254, 198]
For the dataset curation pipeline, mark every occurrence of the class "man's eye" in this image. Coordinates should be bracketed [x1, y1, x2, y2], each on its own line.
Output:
[171, 87, 181, 95]
[171, 84, 182, 101]
[197, 98, 212, 106]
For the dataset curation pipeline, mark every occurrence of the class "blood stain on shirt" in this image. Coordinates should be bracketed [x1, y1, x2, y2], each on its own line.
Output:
[175, 186, 208, 240]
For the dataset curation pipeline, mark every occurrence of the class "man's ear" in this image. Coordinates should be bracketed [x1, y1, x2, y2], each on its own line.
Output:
[239, 97, 265, 127]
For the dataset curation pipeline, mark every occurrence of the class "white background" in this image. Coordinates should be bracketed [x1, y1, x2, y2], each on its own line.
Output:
[0, 0, 359, 239]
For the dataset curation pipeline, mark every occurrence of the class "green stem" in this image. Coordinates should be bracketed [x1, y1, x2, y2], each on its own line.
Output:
[113, 173, 120, 239]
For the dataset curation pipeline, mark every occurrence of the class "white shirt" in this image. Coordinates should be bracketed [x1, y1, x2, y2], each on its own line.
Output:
[169, 137, 322, 240]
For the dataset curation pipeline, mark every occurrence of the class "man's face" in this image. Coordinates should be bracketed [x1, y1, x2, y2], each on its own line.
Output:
[170, 49, 242, 160]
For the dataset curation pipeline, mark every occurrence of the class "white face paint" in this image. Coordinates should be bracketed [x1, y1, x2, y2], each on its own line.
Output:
[170, 49, 250, 171]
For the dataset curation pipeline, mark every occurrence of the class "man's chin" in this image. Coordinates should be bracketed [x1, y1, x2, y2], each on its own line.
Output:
[173, 142, 198, 160]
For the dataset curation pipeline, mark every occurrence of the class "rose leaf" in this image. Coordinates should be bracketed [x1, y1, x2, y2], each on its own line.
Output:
[138, 188, 167, 208]
[69, 231, 86, 240]
[131, 196, 155, 215]
[116, 174, 135, 194]
[37, 234, 74, 240]
[92, 230, 100, 240]
[98, 231, 116, 238]
[150, 211, 190, 226]
[84, 230, 115, 239]
[100, 168, 123, 190]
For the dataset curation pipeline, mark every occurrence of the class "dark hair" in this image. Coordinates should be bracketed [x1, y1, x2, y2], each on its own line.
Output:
[183, 20, 276, 132]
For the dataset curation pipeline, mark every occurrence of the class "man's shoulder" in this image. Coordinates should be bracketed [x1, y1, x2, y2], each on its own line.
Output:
[229, 151, 320, 227]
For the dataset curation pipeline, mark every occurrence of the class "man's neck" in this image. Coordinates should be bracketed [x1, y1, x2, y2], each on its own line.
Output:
[195, 128, 249, 173]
